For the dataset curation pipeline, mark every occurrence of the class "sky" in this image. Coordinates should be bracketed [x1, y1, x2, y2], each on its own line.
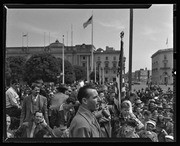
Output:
[5, 4, 174, 73]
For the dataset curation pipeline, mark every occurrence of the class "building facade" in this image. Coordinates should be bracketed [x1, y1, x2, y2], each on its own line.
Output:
[94, 46, 125, 83]
[151, 48, 173, 85]
[134, 68, 151, 83]
[6, 40, 125, 83]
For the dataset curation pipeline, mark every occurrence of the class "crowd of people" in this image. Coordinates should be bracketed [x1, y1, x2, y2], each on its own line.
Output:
[5, 78, 175, 142]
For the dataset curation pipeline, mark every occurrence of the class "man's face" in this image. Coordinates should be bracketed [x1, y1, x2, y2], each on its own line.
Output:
[32, 86, 40, 96]
[6, 116, 11, 130]
[86, 89, 100, 112]
[34, 112, 44, 124]
[146, 123, 154, 131]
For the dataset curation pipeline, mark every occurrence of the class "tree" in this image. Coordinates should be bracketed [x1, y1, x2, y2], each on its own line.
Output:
[5, 59, 12, 86]
[89, 71, 99, 82]
[23, 53, 60, 85]
[73, 65, 86, 81]
[57, 58, 75, 84]
[6, 56, 26, 82]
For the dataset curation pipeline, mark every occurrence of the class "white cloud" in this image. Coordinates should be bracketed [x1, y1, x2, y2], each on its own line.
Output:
[97, 20, 125, 30]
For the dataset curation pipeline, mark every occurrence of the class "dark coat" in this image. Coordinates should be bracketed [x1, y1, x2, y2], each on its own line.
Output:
[20, 94, 49, 126]
[69, 105, 102, 137]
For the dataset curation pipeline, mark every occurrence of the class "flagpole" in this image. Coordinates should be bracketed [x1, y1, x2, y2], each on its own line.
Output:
[67, 31, 68, 46]
[95, 60, 96, 83]
[27, 33, 28, 51]
[128, 8, 133, 92]
[87, 56, 89, 82]
[22, 32, 24, 48]
[44, 32, 46, 49]
[71, 24, 73, 47]
[91, 11, 94, 73]
[49, 32, 50, 45]
[62, 35, 65, 84]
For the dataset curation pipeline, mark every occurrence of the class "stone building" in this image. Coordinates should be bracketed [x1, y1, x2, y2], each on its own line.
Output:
[6, 40, 126, 83]
[151, 48, 173, 85]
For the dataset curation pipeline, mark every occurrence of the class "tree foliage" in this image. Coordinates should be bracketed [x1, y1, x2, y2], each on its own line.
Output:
[57, 58, 75, 84]
[73, 65, 87, 81]
[89, 71, 99, 82]
[23, 53, 60, 85]
[6, 56, 26, 82]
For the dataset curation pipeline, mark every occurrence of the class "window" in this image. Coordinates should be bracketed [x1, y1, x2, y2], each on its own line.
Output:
[105, 63, 109, 68]
[113, 56, 116, 60]
[83, 56, 86, 60]
[105, 70, 108, 74]
[106, 56, 108, 60]
[113, 70, 116, 74]
[82, 63, 86, 67]
[164, 54, 167, 60]
[98, 56, 100, 61]
[113, 63, 116, 68]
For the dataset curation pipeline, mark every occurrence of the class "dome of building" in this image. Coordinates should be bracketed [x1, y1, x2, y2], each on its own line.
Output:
[49, 40, 64, 48]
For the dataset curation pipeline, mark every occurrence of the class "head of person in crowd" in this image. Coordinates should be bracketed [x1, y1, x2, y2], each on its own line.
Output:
[121, 100, 133, 118]
[128, 92, 138, 104]
[6, 114, 11, 131]
[165, 135, 174, 142]
[10, 79, 19, 92]
[117, 123, 139, 138]
[31, 83, 40, 97]
[145, 120, 156, 132]
[34, 78, 44, 88]
[33, 110, 45, 125]
[57, 84, 68, 94]
[108, 91, 116, 105]
[99, 84, 108, 97]
[63, 97, 76, 112]
[135, 99, 143, 108]
[77, 84, 100, 112]
[143, 110, 151, 122]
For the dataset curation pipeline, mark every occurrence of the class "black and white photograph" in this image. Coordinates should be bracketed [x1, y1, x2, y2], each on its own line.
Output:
[3, 4, 176, 143]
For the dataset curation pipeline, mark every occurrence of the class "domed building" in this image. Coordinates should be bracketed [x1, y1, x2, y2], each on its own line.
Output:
[6, 41, 126, 83]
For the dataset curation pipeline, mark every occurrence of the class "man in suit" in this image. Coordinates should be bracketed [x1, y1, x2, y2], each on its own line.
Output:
[20, 84, 49, 126]
[50, 97, 76, 129]
[14, 110, 54, 138]
[69, 84, 102, 137]
[49, 84, 69, 128]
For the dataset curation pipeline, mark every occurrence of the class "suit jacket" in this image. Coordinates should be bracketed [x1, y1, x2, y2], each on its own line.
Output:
[20, 94, 49, 126]
[50, 105, 75, 129]
[69, 105, 102, 137]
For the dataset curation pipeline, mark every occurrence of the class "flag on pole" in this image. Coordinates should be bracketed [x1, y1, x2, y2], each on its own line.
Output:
[23, 34, 28, 37]
[114, 50, 122, 110]
[83, 15, 93, 29]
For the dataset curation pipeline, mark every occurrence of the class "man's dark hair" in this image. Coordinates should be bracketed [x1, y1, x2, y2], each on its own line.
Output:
[66, 97, 76, 104]
[31, 83, 40, 90]
[33, 110, 43, 116]
[77, 84, 96, 104]
[11, 79, 18, 85]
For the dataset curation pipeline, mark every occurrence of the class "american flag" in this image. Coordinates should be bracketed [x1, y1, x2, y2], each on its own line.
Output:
[115, 31, 125, 110]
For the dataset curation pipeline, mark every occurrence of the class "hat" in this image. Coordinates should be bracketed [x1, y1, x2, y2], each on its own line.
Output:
[154, 96, 158, 100]
[135, 99, 142, 104]
[146, 120, 156, 128]
[165, 135, 174, 140]
[149, 99, 155, 103]
[57, 84, 68, 91]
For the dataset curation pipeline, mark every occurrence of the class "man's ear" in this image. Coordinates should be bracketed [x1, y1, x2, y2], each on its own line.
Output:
[82, 98, 88, 105]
